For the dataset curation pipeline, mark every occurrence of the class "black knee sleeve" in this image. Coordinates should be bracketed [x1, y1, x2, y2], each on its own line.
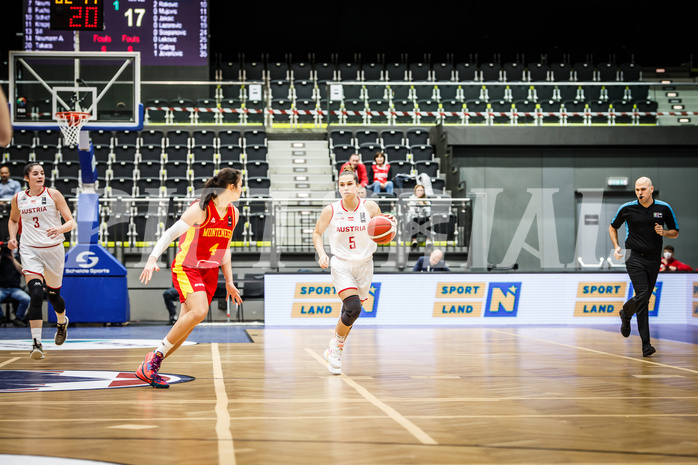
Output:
[340, 295, 362, 327]
[47, 286, 66, 314]
[27, 279, 45, 321]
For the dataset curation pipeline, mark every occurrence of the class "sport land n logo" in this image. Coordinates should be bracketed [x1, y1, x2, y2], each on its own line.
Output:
[433, 282, 486, 317]
[484, 282, 521, 317]
[291, 283, 381, 318]
[574, 282, 627, 317]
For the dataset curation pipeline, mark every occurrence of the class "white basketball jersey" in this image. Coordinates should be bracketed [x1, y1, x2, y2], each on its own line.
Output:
[328, 199, 376, 262]
[16, 188, 65, 247]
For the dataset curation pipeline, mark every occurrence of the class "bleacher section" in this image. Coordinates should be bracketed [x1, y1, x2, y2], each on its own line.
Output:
[141, 57, 666, 127]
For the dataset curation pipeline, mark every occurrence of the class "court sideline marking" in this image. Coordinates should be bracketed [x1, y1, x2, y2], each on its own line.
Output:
[489, 329, 698, 375]
[211, 343, 236, 465]
[0, 358, 20, 368]
[304, 348, 438, 445]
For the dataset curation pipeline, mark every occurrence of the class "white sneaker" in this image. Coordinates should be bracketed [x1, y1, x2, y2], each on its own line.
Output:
[30, 339, 44, 360]
[323, 338, 343, 375]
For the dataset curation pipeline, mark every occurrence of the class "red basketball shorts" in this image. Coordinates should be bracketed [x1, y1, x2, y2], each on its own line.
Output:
[172, 264, 219, 304]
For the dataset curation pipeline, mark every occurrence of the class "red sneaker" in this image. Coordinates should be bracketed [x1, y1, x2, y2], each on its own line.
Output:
[136, 350, 168, 388]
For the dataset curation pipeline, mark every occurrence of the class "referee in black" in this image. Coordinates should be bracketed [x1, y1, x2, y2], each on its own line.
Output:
[608, 176, 679, 357]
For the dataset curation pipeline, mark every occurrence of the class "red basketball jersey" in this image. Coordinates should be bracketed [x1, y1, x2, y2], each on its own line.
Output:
[173, 201, 237, 269]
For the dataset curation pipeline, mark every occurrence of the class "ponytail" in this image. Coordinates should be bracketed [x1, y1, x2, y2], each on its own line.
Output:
[198, 167, 242, 209]
[338, 168, 359, 185]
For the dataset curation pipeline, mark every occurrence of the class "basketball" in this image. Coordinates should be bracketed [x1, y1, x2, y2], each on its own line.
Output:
[367, 215, 396, 244]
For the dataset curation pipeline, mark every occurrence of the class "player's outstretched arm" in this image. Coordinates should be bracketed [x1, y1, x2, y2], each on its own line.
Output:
[608, 224, 623, 260]
[0, 89, 13, 147]
[7, 193, 20, 250]
[313, 205, 333, 268]
[140, 203, 204, 284]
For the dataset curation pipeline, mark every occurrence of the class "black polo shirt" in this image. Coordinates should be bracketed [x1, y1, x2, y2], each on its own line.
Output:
[610, 199, 679, 257]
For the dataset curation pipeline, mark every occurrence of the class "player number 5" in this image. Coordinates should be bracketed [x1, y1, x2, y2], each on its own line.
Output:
[348, 236, 356, 249]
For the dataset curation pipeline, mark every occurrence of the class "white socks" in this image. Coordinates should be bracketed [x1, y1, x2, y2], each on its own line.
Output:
[31, 328, 42, 343]
[156, 337, 174, 357]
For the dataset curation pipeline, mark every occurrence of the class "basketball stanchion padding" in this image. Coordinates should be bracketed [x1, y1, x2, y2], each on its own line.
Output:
[55, 111, 92, 146]
[367, 215, 396, 244]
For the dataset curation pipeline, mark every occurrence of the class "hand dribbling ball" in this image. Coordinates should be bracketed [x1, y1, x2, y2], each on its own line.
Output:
[367, 215, 396, 244]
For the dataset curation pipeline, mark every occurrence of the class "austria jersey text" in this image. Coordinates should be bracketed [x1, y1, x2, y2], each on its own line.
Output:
[328, 199, 376, 262]
[15, 187, 64, 248]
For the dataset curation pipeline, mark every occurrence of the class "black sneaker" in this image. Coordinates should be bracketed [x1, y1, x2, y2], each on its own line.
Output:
[642, 344, 656, 357]
[619, 309, 631, 338]
[30, 339, 44, 360]
[55, 316, 69, 346]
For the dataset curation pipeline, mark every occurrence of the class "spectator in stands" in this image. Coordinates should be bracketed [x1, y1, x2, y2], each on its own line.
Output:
[339, 153, 368, 187]
[413, 249, 450, 272]
[659, 245, 692, 272]
[0, 165, 22, 200]
[0, 89, 12, 147]
[367, 151, 394, 195]
[357, 185, 369, 199]
[162, 287, 179, 325]
[407, 184, 432, 250]
[0, 242, 30, 327]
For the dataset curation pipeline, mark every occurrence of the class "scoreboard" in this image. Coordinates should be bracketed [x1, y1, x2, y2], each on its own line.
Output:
[24, 0, 209, 66]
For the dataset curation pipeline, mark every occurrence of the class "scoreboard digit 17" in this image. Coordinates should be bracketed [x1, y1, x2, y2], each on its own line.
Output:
[50, 0, 105, 31]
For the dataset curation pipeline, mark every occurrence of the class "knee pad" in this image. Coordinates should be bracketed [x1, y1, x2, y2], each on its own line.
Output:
[27, 279, 45, 321]
[47, 286, 66, 314]
[340, 295, 362, 327]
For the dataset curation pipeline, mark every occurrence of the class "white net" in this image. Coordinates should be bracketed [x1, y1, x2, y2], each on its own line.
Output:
[56, 112, 91, 146]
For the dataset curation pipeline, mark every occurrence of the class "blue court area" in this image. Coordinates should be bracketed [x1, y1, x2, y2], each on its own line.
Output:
[2, 323, 697, 345]
[0, 323, 255, 344]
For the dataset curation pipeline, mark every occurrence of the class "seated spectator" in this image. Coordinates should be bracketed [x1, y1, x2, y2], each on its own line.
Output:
[659, 245, 692, 272]
[162, 287, 179, 325]
[357, 185, 370, 199]
[0, 243, 30, 326]
[367, 151, 394, 195]
[413, 249, 450, 272]
[407, 184, 432, 250]
[339, 153, 368, 187]
[0, 165, 22, 202]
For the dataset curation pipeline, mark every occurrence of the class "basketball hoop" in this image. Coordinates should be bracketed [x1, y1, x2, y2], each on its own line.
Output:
[55, 111, 92, 146]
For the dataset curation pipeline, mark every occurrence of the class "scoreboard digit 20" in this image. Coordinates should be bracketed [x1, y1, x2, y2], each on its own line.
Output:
[50, 0, 105, 31]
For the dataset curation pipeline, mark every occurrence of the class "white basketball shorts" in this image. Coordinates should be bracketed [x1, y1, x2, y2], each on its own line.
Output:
[20, 243, 66, 289]
[330, 256, 374, 301]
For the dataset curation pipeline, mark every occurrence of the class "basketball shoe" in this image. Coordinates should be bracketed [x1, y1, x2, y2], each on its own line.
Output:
[642, 344, 656, 357]
[55, 316, 69, 346]
[30, 339, 44, 360]
[136, 350, 169, 388]
[619, 309, 631, 338]
[324, 337, 343, 375]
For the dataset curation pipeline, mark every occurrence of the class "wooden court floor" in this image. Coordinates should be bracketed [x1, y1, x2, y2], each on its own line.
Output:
[1, 326, 698, 464]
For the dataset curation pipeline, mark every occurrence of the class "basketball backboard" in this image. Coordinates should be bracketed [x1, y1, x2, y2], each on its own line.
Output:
[9, 51, 142, 131]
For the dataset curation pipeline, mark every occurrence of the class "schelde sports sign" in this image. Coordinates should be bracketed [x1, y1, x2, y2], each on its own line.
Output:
[264, 273, 697, 326]
[63, 244, 127, 277]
